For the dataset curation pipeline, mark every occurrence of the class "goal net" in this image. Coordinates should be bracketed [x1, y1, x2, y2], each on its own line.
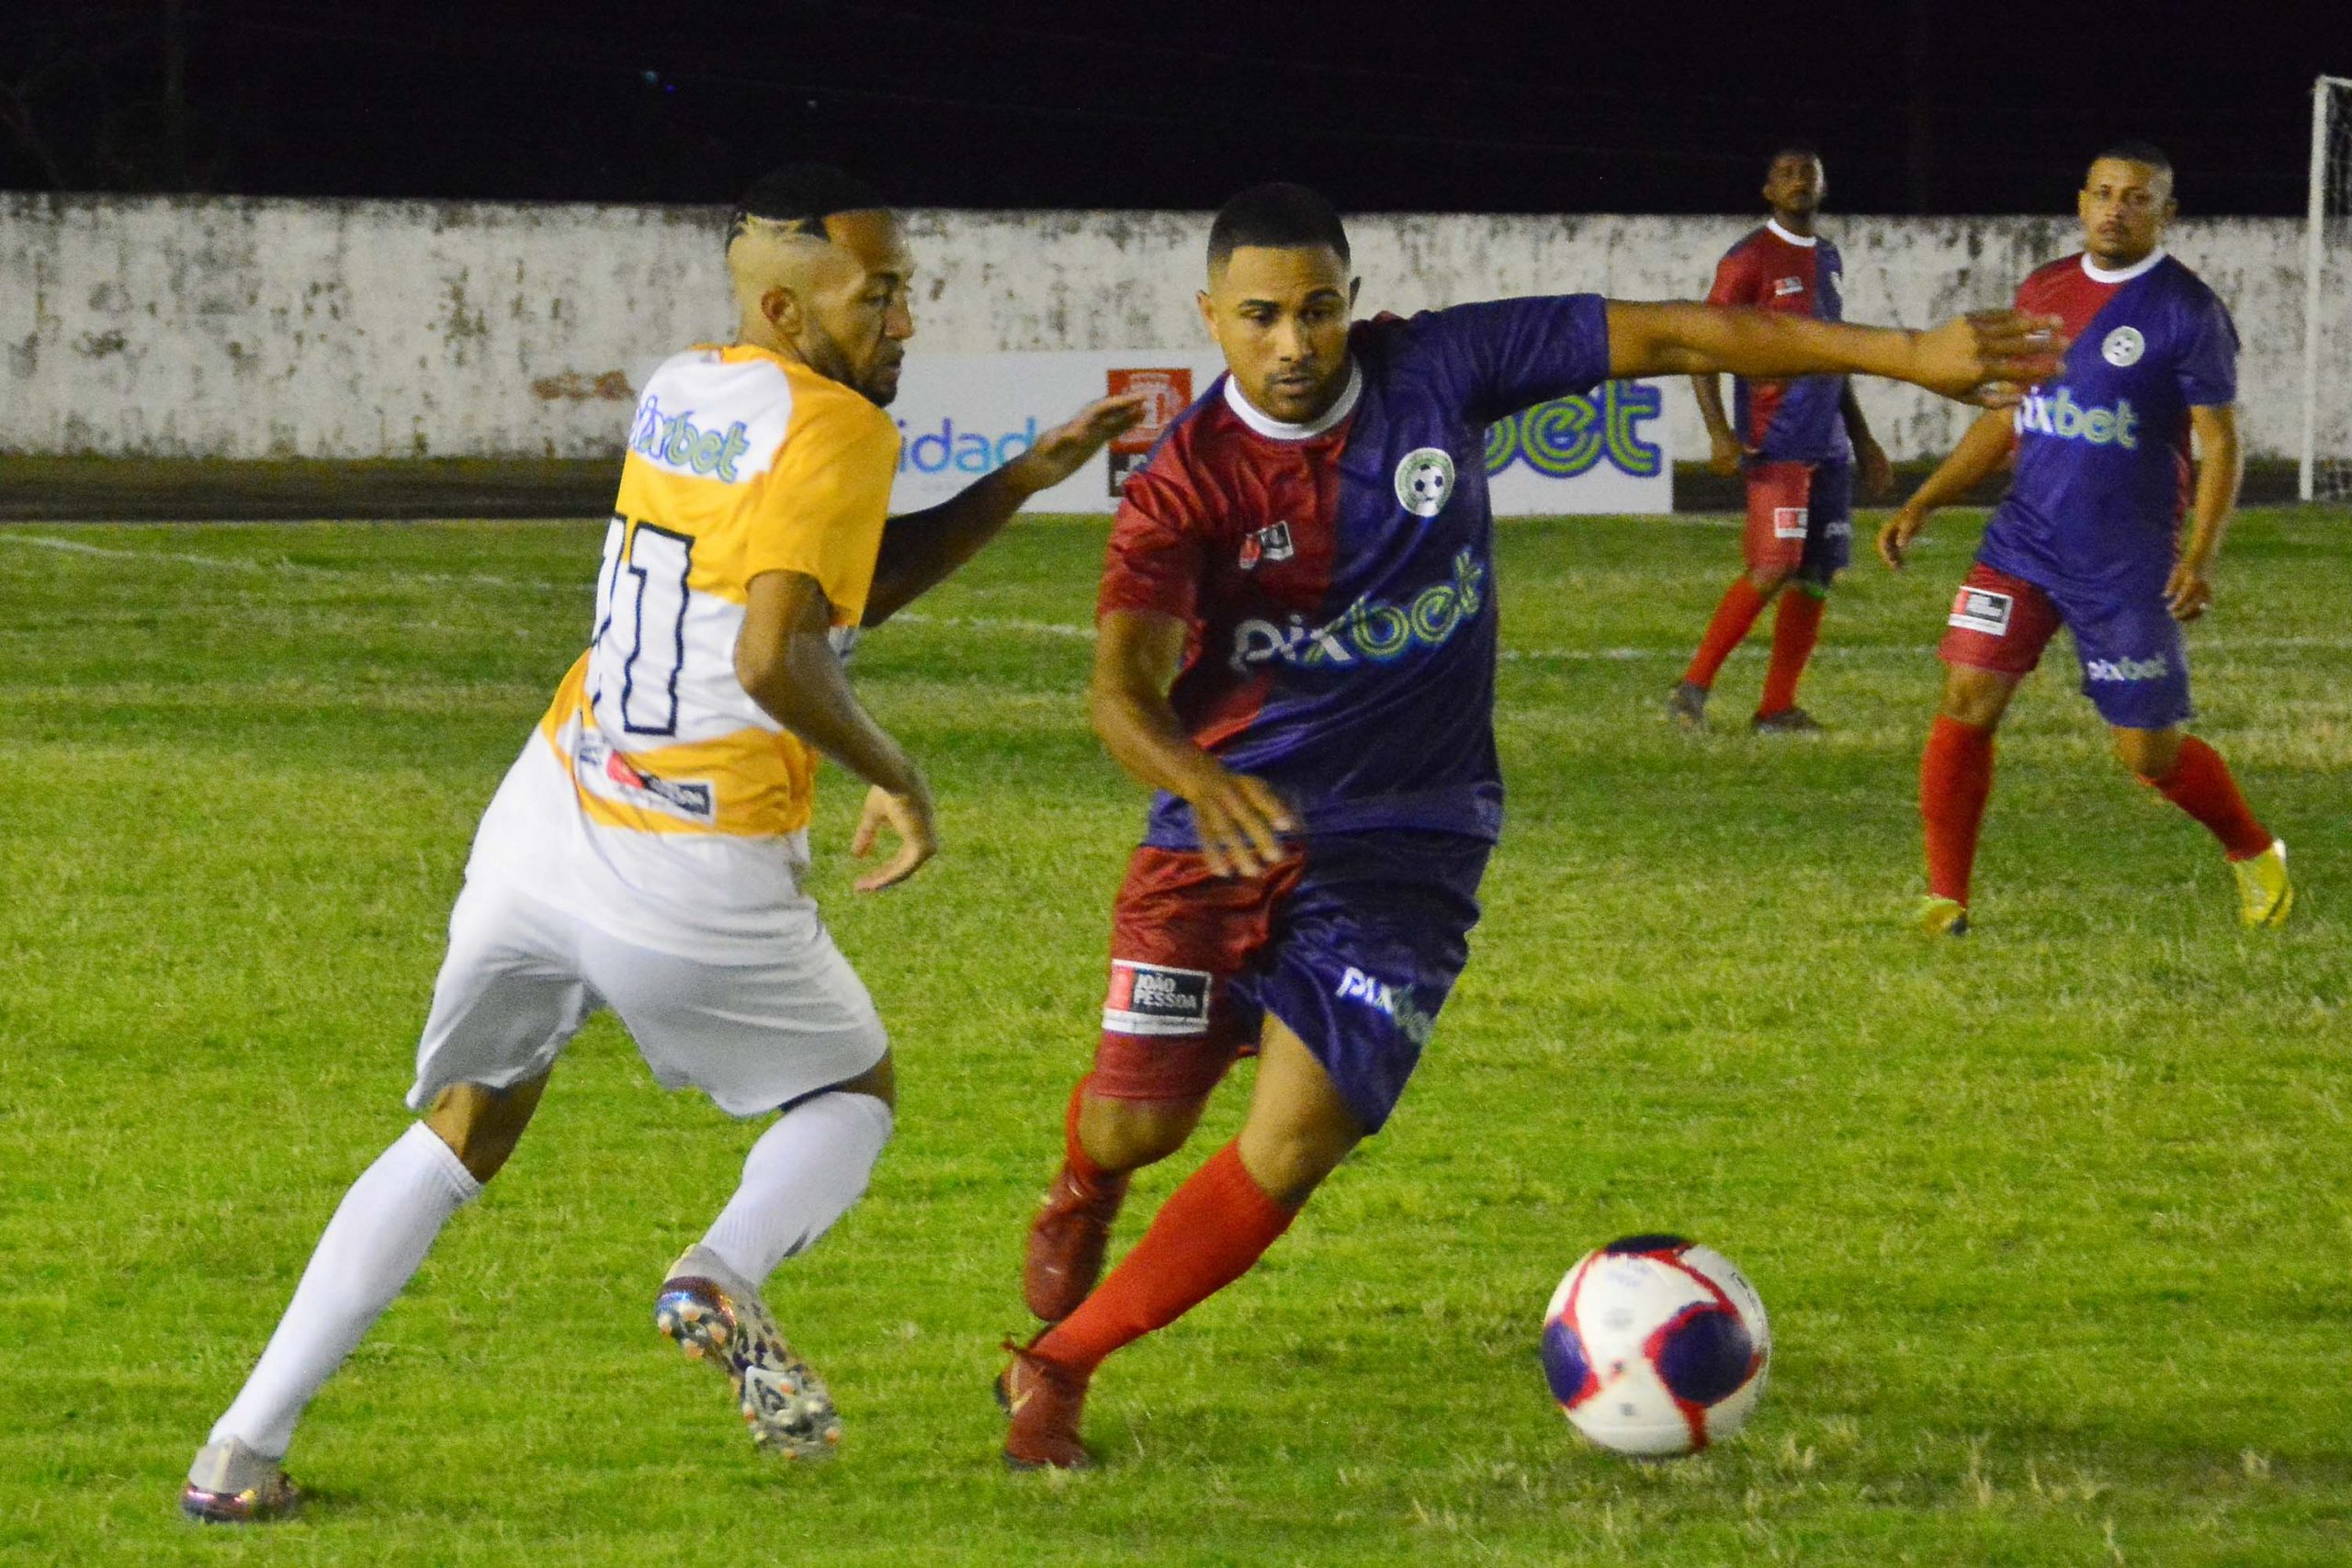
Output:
[2302, 75, 2352, 502]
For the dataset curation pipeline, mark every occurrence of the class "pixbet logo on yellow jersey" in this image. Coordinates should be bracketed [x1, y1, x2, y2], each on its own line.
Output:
[2013, 389, 2140, 450]
[628, 395, 754, 481]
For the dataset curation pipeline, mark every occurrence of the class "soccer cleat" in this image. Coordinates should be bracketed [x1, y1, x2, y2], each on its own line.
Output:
[996, 1337, 1093, 1471]
[1751, 706, 1826, 735]
[2231, 839, 2293, 928]
[1917, 895, 1969, 937]
[1023, 1162, 1130, 1323]
[180, 1438, 303, 1525]
[656, 1245, 842, 1460]
[1666, 681, 1710, 731]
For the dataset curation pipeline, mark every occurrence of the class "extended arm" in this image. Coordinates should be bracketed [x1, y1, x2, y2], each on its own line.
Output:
[1875, 407, 2017, 570]
[1091, 609, 1295, 877]
[1606, 301, 2063, 403]
[2169, 403, 2244, 620]
[1840, 381, 1894, 499]
[864, 393, 1148, 626]
[738, 569, 934, 890]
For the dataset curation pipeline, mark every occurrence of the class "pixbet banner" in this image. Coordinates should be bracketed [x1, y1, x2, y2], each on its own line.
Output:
[883, 351, 1671, 515]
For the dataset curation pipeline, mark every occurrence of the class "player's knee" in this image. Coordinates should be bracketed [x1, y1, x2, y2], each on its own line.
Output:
[2114, 726, 2182, 780]
[828, 1050, 896, 1112]
[1939, 670, 2010, 729]
[1081, 1093, 1201, 1173]
[424, 1077, 544, 1183]
[1747, 565, 1794, 595]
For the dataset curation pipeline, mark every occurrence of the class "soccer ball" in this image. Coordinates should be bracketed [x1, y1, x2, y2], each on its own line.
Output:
[1541, 1234, 1770, 1457]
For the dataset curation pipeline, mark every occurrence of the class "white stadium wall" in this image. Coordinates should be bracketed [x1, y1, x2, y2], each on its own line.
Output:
[0, 193, 2313, 464]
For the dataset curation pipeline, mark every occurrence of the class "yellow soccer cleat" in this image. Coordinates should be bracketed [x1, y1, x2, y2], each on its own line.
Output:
[2231, 839, 2293, 928]
[1917, 896, 1969, 937]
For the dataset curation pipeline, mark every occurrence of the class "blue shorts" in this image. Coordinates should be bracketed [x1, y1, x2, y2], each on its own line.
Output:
[1092, 831, 1488, 1134]
[1939, 560, 2192, 729]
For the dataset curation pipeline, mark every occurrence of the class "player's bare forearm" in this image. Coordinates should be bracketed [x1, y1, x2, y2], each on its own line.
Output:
[1905, 408, 2017, 516]
[1606, 301, 2064, 403]
[1838, 381, 1875, 447]
[1692, 374, 1735, 446]
[739, 570, 923, 796]
[865, 391, 1150, 627]
[1091, 608, 1295, 874]
[2181, 404, 2243, 570]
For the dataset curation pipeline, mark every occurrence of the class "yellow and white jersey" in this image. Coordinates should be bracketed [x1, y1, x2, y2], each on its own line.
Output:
[468, 343, 900, 959]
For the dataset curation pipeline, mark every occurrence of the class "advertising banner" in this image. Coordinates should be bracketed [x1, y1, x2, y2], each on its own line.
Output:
[885, 351, 1671, 515]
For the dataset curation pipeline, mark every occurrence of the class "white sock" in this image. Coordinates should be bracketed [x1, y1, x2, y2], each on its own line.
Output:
[209, 1122, 481, 1460]
[699, 1092, 893, 1285]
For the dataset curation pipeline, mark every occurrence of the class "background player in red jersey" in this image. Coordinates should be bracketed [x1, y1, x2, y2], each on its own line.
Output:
[1672, 145, 1894, 734]
[996, 183, 2066, 1470]
[1879, 142, 2291, 933]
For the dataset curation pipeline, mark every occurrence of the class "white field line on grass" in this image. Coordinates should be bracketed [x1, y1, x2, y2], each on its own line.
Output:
[8, 528, 2350, 662]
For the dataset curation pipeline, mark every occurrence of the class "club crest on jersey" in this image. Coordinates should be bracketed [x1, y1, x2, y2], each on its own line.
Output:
[1238, 521, 1295, 571]
[1394, 447, 1457, 518]
[2101, 326, 2145, 367]
[1102, 960, 1213, 1036]
[1949, 586, 2014, 636]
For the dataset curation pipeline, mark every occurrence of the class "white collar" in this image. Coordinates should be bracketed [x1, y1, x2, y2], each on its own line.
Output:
[1222, 361, 1363, 441]
[2082, 248, 2165, 285]
[1765, 217, 1817, 249]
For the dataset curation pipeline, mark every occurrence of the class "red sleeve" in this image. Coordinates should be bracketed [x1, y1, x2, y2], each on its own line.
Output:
[1096, 457, 1206, 622]
[1704, 243, 1759, 308]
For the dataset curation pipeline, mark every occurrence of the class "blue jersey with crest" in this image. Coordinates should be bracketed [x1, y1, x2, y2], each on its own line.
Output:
[1098, 298, 1613, 849]
[1979, 250, 2237, 598]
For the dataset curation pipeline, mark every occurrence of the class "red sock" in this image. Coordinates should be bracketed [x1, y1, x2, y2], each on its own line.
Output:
[1034, 1141, 1294, 1375]
[1757, 589, 1825, 716]
[2145, 736, 2272, 860]
[1683, 578, 1770, 689]
[1064, 1074, 1106, 1186]
[1921, 715, 1996, 904]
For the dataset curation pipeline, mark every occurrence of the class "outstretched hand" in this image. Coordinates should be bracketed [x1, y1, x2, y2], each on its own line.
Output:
[1002, 391, 1153, 497]
[1912, 310, 2068, 406]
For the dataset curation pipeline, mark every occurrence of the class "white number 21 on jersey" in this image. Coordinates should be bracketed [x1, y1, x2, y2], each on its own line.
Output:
[592, 515, 695, 737]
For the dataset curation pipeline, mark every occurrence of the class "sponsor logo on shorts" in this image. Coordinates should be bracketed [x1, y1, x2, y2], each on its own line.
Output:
[2085, 654, 2169, 682]
[1238, 521, 1295, 571]
[574, 730, 717, 824]
[1335, 965, 1434, 1046]
[1772, 276, 1805, 297]
[1772, 505, 1809, 541]
[1228, 547, 1486, 673]
[1103, 960, 1213, 1036]
[1949, 586, 2015, 636]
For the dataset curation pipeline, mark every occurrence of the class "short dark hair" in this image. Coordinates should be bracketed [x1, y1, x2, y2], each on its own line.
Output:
[1766, 141, 1823, 171]
[729, 164, 887, 243]
[2092, 139, 2173, 176]
[1207, 182, 1351, 272]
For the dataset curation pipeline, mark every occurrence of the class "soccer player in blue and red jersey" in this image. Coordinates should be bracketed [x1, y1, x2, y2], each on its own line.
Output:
[1879, 143, 2291, 933]
[996, 183, 2067, 1469]
[1671, 146, 1894, 733]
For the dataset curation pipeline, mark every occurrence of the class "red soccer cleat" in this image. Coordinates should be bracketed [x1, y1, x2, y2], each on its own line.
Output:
[996, 1337, 1093, 1471]
[1023, 1162, 1129, 1323]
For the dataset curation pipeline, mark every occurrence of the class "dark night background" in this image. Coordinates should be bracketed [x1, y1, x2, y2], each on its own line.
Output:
[3, 1, 2347, 216]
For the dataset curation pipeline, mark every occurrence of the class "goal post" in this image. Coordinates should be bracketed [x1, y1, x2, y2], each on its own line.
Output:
[2301, 75, 2352, 502]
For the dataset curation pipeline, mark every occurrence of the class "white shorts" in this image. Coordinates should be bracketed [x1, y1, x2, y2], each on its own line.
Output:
[406, 872, 887, 1119]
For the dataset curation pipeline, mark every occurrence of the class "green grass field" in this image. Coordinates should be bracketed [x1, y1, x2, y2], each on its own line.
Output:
[3, 509, 2346, 1566]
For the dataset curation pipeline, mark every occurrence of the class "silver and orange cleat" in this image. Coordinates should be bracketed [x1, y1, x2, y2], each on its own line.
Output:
[656, 1245, 841, 1460]
[180, 1437, 303, 1524]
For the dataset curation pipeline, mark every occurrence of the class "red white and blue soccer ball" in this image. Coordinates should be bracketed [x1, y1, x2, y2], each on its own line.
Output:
[1542, 1234, 1770, 1457]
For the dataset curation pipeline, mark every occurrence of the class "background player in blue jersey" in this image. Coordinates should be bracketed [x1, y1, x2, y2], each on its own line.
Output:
[1673, 145, 1894, 733]
[997, 183, 2067, 1469]
[1879, 142, 2291, 934]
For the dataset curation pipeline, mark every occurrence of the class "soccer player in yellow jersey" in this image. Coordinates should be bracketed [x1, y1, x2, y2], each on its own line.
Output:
[182, 166, 1146, 1522]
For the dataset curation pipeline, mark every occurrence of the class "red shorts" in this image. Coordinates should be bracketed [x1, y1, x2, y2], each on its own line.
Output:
[1740, 461, 1815, 573]
[1936, 562, 2064, 676]
[1091, 846, 1301, 1103]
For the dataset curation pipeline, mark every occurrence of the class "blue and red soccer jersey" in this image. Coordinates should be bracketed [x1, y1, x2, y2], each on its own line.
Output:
[1705, 220, 1852, 466]
[1090, 298, 1611, 1131]
[1941, 250, 2238, 729]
